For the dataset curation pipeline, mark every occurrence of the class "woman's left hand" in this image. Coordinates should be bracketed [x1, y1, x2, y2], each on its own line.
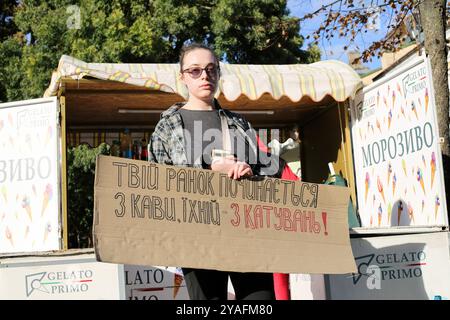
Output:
[227, 161, 253, 180]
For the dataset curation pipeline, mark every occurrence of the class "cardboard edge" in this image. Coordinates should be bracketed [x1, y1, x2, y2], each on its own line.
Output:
[93, 154, 103, 262]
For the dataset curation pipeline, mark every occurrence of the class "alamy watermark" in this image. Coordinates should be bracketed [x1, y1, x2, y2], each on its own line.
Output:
[182, 123, 280, 175]
[66, 5, 81, 30]
[365, 265, 381, 290]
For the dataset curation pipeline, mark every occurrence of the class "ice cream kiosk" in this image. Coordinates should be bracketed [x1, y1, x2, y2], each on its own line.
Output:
[1, 53, 448, 299]
[326, 50, 450, 299]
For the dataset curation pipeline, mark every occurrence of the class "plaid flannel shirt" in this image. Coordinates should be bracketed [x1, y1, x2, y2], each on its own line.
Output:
[148, 100, 282, 177]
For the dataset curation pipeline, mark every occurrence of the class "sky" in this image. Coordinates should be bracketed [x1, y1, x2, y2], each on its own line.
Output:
[287, 0, 393, 71]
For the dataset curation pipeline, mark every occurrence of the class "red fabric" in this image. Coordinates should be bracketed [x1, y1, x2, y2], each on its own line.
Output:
[255, 135, 270, 153]
[281, 162, 300, 181]
[256, 135, 299, 300]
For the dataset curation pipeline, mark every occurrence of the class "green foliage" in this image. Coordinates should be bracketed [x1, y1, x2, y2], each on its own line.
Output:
[0, 37, 23, 101]
[0, 0, 320, 102]
[211, 0, 307, 63]
[67, 143, 110, 248]
[0, 0, 17, 41]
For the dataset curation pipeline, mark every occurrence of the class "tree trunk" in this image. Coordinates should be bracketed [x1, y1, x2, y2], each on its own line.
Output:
[419, 0, 450, 222]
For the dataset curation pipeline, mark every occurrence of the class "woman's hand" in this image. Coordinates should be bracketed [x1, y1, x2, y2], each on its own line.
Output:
[227, 161, 253, 180]
[210, 156, 253, 180]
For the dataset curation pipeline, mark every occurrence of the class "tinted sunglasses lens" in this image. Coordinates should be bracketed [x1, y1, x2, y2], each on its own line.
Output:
[206, 66, 218, 77]
[190, 68, 202, 78]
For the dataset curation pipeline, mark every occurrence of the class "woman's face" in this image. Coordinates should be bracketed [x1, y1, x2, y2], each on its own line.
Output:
[180, 48, 219, 102]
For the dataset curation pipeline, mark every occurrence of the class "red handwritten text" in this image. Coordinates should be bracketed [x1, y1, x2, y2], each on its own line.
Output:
[230, 203, 326, 234]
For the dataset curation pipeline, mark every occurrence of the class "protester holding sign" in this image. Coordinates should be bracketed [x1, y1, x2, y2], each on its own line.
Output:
[148, 43, 281, 300]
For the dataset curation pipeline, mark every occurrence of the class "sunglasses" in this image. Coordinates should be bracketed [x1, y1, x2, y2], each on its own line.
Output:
[182, 64, 219, 79]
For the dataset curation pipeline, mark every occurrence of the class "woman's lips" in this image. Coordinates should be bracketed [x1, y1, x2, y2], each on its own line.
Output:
[199, 83, 214, 90]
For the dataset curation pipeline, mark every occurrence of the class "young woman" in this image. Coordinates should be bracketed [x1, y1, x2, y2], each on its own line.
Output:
[149, 43, 280, 300]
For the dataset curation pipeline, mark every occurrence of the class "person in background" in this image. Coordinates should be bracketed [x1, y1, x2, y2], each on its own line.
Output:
[148, 42, 281, 300]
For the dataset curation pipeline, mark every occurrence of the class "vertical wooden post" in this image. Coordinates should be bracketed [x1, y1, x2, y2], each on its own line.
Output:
[59, 95, 68, 249]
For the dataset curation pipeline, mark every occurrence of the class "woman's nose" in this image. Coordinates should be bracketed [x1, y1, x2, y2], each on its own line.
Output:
[200, 69, 208, 79]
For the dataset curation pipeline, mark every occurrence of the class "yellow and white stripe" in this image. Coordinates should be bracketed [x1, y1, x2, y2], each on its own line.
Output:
[45, 55, 362, 103]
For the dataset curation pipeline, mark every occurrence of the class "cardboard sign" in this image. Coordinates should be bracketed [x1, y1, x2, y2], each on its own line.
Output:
[326, 232, 450, 300]
[93, 155, 356, 274]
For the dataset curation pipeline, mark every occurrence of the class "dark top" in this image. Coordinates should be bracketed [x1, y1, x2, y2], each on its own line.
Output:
[179, 109, 223, 168]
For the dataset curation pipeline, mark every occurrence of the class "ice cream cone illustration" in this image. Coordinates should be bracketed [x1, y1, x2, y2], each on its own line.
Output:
[383, 96, 387, 108]
[400, 105, 405, 118]
[377, 91, 380, 107]
[392, 90, 396, 107]
[425, 88, 429, 113]
[411, 101, 418, 120]
[5, 226, 14, 247]
[402, 159, 407, 177]
[407, 202, 415, 224]
[387, 162, 392, 185]
[376, 118, 381, 132]
[417, 168, 425, 195]
[1, 185, 7, 202]
[373, 194, 376, 206]
[365, 172, 370, 202]
[388, 203, 392, 224]
[430, 152, 436, 189]
[44, 126, 52, 146]
[370, 214, 373, 227]
[24, 225, 30, 239]
[25, 133, 32, 152]
[173, 270, 184, 299]
[422, 154, 426, 168]
[418, 97, 422, 109]
[397, 201, 403, 225]
[422, 199, 425, 213]
[387, 85, 391, 97]
[44, 222, 52, 242]
[397, 82, 403, 98]
[21, 195, 32, 221]
[41, 184, 53, 216]
[377, 176, 385, 203]
[377, 204, 383, 226]
[435, 196, 440, 220]
[392, 173, 397, 196]
[388, 110, 392, 129]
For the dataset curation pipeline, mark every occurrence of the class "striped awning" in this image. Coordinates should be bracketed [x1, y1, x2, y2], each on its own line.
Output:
[45, 55, 362, 103]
